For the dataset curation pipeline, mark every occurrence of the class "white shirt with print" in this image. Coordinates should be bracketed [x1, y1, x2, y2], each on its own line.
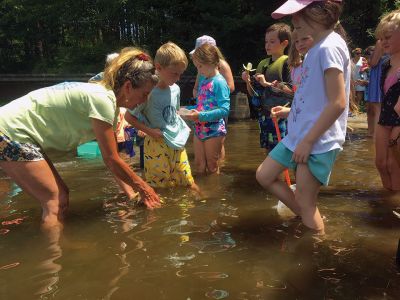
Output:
[282, 31, 351, 154]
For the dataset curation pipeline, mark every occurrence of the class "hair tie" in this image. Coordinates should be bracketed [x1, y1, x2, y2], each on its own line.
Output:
[137, 53, 149, 61]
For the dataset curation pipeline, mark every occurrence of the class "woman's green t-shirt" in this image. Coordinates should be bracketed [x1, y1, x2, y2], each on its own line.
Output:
[0, 82, 117, 151]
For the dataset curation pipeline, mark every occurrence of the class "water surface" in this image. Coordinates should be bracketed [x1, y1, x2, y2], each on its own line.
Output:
[1, 120, 399, 299]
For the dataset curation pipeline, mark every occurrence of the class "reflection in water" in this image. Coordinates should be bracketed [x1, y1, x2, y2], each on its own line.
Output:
[186, 231, 236, 254]
[34, 226, 63, 298]
[103, 196, 160, 299]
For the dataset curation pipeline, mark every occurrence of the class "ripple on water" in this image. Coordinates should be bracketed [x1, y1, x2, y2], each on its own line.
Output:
[205, 289, 229, 299]
[186, 232, 236, 254]
[163, 219, 210, 235]
[165, 252, 196, 268]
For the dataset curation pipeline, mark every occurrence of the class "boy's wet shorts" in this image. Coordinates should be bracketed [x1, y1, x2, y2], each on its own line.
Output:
[258, 115, 287, 150]
[0, 131, 44, 161]
[143, 136, 194, 188]
[269, 142, 340, 186]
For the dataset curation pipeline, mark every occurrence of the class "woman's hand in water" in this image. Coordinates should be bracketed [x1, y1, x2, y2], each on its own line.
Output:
[292, 138, 313, 164]
[139, 185, 161, 209]
[185, 110, 200, 121]
[271, 106, 291, 119]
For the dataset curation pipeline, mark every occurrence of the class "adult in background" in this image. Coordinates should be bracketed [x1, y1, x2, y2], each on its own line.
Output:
[0, 47, 161, 229]
[351, 47, 368, 109]
[365, 40, 388, 137]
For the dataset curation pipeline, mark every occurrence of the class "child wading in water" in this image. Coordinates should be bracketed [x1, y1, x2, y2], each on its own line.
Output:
[256, 0, 350, 235]
[242, 23, 292, 153]
[374, 9, 400, 190]
[185, 44, 230, 174]
[126, 42, 200, 193]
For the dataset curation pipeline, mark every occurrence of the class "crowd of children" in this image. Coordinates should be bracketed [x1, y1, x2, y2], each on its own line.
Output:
[1, 0, 399, 236]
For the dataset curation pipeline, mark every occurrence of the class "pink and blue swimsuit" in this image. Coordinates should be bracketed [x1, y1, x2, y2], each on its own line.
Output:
[190, 74, 230, 141]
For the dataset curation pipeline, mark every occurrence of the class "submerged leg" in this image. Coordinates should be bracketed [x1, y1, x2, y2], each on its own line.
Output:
[295, 164, 324, 234]
[204, 136, 224, 174]
[0, 158, 69, 228]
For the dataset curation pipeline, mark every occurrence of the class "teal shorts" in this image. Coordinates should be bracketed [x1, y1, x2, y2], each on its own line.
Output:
[269, 142, 340, 186]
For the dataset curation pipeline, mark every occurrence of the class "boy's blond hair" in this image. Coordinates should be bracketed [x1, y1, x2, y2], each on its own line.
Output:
[155, 42, 188, 68]
[375, 9, 400, 39]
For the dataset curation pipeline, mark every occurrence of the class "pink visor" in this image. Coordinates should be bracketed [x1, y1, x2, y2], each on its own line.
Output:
[271, 0, 341, 19]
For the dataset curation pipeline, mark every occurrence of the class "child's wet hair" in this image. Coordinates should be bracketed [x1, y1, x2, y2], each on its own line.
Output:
[100, 47, 158, 93]
[375, 9, 400, 39]
[155, 42, 188, 68]
[192, 44, 224, 66]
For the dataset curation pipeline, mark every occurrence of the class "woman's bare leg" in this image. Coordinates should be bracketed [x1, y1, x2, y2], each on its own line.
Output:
[0, 158, 69, 228]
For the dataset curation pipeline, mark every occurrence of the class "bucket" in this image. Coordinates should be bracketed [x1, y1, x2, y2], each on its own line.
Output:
[77, 141, 102, 158]
[229, 92, 250, 120]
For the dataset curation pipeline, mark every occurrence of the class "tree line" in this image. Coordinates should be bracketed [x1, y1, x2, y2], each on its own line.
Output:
[0, 0, 398, 75]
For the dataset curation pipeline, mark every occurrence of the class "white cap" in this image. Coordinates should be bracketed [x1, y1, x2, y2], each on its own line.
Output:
[189, 35, 217, 55]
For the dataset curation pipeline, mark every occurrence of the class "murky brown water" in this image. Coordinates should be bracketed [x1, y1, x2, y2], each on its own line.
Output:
[1, 120, 399, 299]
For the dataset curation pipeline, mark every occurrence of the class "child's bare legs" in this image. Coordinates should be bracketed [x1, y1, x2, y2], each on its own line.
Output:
[0, 158, 68, 229]
[256, 156, 301, 215]
[295, 164, 324, 234]
[355, 91, 363, 109]
[375, 124, 400, 190]
[204, 136, 224, 174]
[219, 137, 226, 161]
[194, 135, 207, 174]
[366, 102, 381, 137]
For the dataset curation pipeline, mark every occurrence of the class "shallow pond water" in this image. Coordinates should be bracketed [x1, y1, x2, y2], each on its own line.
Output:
[0, 119, 399, 299]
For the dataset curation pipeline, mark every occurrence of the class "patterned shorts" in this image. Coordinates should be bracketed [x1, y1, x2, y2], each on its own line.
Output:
[258, 115, 287, 150]
[143, 136, 194, 188]
[0, 131, 44, 161]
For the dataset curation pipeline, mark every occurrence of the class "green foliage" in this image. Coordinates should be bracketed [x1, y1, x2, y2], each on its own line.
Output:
[0, 0, 396, 74]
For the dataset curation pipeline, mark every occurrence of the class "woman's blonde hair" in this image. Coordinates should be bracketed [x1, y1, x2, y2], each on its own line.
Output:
[287, 31, 302, 69]
[375, 9, 400, 39]
[100, 47, 158, 93]
[192, 44, 224, 66]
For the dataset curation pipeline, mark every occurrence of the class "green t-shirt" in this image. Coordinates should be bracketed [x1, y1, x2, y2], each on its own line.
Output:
[0, 82, 117, 151]
[128, 83, 190, 150]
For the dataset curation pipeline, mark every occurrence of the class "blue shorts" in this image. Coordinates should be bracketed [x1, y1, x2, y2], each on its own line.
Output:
[269, 142, 340, 186]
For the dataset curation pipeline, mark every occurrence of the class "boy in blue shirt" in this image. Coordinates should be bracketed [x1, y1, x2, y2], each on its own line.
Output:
[125, 42, 199, 192]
